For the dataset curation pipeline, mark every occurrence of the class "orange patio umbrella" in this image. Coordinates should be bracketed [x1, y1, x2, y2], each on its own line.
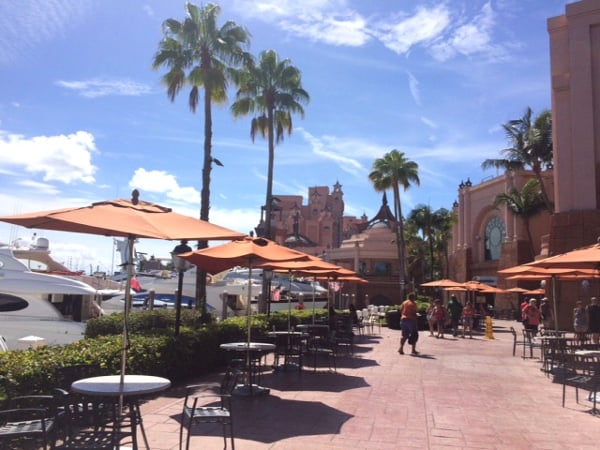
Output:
[180, 236, 311, 337]
[421, 279, 464, 288]
[505, 287, 528, 293]
[526, 242, 600, 269]
[257, 258, 350, 325]
[0, 190, 245, 407]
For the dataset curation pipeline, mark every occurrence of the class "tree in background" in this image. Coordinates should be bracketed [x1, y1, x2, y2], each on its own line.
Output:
[407, 205, 455, 284]
[482, 107, 553, 213]
[369, 150, 419, 301]
[230, 49, 309, 312]
[494, 179, 546, 259]
[152, 3, 250, 315]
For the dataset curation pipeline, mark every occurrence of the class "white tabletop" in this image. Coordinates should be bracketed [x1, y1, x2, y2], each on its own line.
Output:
[71, 374, 171, 396]
[573, 350, 600, 357]
[220, 342, 276, 352]
[267, 331, 307, 336]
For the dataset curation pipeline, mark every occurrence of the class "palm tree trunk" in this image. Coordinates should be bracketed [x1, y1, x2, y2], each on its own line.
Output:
[524, 218, 536, 260]
[534, 170, 553, 213]
[195, 89, 213, 317]
[259, 107, 276, 313]
[393, 184, 407, 301]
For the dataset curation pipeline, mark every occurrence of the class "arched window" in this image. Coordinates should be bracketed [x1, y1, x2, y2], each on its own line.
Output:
[484, 216, 505, 261]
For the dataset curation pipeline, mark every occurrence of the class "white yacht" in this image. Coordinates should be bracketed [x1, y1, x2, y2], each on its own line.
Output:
[0, 246, 100, 350]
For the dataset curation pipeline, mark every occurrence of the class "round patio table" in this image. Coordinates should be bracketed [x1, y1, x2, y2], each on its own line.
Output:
[71, 375, 171, 450]
[268, 331, 308, 371]
[220, 342, 275, 396]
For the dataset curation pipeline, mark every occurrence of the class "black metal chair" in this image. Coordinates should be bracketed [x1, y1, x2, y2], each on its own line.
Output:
[561, 353, 600, 414]
[179, 367, 238, 450]
[302, 326, 337, 372]
[0, 393, 58, 450]
[53, 389, 122, 450]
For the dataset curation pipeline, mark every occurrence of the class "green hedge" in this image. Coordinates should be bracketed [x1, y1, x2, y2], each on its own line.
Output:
[0, 308, 330, 399]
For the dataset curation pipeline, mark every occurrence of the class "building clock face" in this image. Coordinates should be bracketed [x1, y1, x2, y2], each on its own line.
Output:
[485, 216, 505, 260]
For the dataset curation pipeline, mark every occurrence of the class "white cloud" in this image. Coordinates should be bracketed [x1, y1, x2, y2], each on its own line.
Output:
[56, 79, 152, 98]
[376, 6, 451, 55]
[0, 130, 97, 184]
[128, 168, 201, 205]
[429, 2, 504, 62]
[280, 11, 371, 46]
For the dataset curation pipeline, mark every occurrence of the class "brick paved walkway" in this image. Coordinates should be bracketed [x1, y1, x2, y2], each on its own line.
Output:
[137, 320, 600, 449]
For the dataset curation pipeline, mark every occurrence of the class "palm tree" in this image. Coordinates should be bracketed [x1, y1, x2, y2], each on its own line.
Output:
[368, 150, 420, 300]
[493, 179, 546, 259]
[482, 107, 554, 212]
[431, 208, 454, 279]
[152, 3, 250, 315]
[231, 49, 309, 241]
[408, 206, 455, 281]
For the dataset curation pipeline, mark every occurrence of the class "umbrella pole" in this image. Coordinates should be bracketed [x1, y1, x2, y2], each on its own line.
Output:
[119, 237, 134, 415]
[288, 270, 292, 331]
[552, 275, 558, 331]
[312, 276, 316, 325]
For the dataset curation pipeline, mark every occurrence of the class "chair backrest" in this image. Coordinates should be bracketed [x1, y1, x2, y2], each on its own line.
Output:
[54, 364, 101, 391]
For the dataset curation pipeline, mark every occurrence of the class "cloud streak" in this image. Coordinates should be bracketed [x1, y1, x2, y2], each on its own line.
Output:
[56, 79, 152, 98]
[0, 0, 90, 65]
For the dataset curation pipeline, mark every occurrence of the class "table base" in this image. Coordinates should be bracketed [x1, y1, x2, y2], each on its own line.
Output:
[232, 383, 270, 396]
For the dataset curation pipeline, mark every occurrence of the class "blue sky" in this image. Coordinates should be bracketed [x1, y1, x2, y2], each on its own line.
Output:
[0, 0, 570, 274]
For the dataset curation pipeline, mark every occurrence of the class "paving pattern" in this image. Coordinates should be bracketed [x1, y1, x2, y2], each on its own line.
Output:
[138, 320, 600, 449]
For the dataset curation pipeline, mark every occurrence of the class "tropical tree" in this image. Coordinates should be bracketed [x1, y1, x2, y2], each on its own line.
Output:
[431, 208, 454, 279]
[493, 178, 546, 259]
[152, 3, 250, 315]
[482, 107, 554, 212]
[230, 49, 309, 313]
[231, 49, 309, 241]
[407, 205, 455, 282]
[368, 150, 420, 300]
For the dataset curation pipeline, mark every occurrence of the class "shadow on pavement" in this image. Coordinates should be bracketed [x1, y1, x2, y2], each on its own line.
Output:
[175, 395, 354, 443]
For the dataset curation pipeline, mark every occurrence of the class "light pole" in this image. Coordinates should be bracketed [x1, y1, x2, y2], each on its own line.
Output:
[263, 269, 274, 316]
[172, 240, 192, 337]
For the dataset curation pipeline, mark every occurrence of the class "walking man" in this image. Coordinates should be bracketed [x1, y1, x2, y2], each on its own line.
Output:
[398, 292, 419, 355]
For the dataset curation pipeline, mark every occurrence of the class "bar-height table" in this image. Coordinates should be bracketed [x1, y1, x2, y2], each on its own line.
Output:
[71, 374, 171, 450]
[220, 342, 275, 396]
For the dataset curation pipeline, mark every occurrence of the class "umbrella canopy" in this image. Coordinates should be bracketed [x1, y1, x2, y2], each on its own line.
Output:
[180, 236, 311, 336]
[523, 288, 546, 295]
[256, 258, 347, 276]
[526, 242, 600, 269]
[505, 287, 528, 293]
[180, 236, 309, 275]
[0, 190, 244, 398]
[256, 259, 356, 325]
[0, 195, 244, 241]
[421, 279, 464, 288]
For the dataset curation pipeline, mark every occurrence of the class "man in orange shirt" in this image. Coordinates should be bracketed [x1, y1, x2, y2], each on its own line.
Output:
[398, 292, 419, 355]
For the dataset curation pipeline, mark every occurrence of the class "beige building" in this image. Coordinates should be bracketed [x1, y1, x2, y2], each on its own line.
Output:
[256, 182, 368, 256]
[450, 0, 600, 326]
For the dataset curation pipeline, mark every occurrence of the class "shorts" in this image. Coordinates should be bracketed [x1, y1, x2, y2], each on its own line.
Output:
[462, 317, 473, 327]
[401, 318, 418, 343]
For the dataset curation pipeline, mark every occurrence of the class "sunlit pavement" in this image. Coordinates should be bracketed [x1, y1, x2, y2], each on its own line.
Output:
[137, 319, 600, 449]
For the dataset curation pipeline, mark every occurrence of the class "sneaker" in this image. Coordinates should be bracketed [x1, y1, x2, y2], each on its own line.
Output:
[398, 348, 404, 354]
[411, 350, 419, 355]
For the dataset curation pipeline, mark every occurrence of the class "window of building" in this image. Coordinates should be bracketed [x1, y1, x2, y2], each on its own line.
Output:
[484, 216, 505, 261]
[373, 262, 391, 276]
